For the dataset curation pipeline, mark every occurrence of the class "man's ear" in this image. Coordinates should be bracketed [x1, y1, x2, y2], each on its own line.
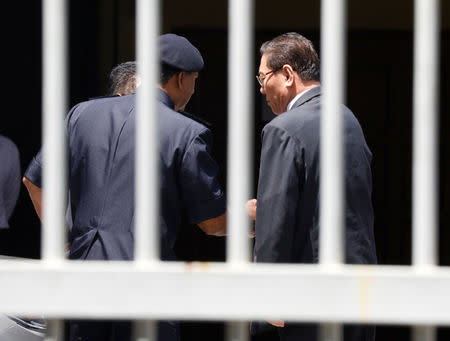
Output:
[282, 64, 295, 86]
[176, 71, 185, 90]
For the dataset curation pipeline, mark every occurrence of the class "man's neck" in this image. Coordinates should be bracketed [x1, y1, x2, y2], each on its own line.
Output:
[297, 80, 320, 94]
[158, 85, 181, 111]
[287, 81, 320, 111]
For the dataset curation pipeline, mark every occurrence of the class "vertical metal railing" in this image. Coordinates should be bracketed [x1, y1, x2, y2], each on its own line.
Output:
[227, 0, 254, 265]
[227, 321, 249, 341]
[135, 0, 160, 265]
[227, 0, 253, 339]
[42, 0, 68, 265]
[134, 0, 160, 340]
[412, 0, 440, 340]
[319, 0, 346, 266]
[42, 0, 68, 339]
[43, 320, 64, 341]
[412, 0, 440, 270]
[320, 0, 347, 339]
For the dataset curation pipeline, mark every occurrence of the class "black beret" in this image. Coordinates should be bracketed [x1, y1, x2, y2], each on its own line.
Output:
[159, 33, 204, 72]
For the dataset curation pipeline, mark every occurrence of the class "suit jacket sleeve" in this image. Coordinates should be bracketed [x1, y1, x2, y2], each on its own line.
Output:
[254, 124, 304, 263]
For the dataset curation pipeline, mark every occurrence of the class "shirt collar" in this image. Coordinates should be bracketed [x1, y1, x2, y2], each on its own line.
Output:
[287, 88, 313, 111]
[157, 88, 175, 109]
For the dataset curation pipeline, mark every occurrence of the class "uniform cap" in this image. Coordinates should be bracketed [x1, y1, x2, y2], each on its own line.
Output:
[159, 33, 204, 72]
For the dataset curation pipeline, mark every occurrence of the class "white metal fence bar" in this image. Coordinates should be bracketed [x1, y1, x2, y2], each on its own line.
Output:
[135, 0, 160, 263]
[412, 0, 440, 339]
[42, 0, 67, 263]
[42, 1, 67, 337]
[227, 0, 254, 264]
[320, 323, 342, 341]
[320, 0, 346, 338]
[226, 322, 249, 341]
[413, 326, 437, 341]
[135, 320, 157, 341]
[43, 320, 63, 341]
[135, 1, 160, 339]
[319, 0, 346, 265]
[412, 0, 440, 267]
[2, 262, 450, 324]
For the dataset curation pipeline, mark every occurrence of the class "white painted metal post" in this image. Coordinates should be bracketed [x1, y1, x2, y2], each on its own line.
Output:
[412, 0, 440, 340]
[42, 0, 68, 263]
[227, 0, 254, 264]
[44, 320, 63, 341]
[413, 326, 436, 341]
[320, 0, 346, 266]
[227, 322, 249, 341]
[320, 323, 343, 341]
[135, 0, 160, 339]
[135, 0, 160, 264]
[320, 0, 346, 338]
[412, 0, 440, 268]
[42, 0, 67, 337]
[135, 320, 157, 341]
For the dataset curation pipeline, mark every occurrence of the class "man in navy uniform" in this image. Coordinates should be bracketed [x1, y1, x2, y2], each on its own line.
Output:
[23, 33, 227, 341]
[0, 135, 21, 230]
[248, 32, 377, 341]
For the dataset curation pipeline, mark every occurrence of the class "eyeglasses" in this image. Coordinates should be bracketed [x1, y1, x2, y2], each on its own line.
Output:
[256, 70, 277, 87]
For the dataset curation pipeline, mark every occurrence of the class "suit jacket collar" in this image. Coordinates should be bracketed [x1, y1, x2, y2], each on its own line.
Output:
[290, 85, 321, 110]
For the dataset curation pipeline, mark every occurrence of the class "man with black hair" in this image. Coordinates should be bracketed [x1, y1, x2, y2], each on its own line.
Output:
[23, 33, 227, 341]
[107, 61, 140, 96]
[248, 32, 377, 341]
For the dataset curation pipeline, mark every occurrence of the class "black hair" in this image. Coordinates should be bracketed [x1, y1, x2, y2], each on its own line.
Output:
[108, 61, 138, 95]
[160, 63, 183, 85]
[260, 32, 320, 81]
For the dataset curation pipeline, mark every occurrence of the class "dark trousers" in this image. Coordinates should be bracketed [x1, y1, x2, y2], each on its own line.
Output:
[278, 323, 375, 341]
[68, 320, 179, 341]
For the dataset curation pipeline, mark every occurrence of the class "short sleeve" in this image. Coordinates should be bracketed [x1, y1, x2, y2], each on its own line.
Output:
[179, 128, 226, 224]
[24, 104, 79, 189]
[24, 148, 43, 188]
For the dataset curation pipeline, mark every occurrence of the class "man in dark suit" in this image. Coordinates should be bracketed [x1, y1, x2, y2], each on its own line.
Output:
[248, 32, 377, 341]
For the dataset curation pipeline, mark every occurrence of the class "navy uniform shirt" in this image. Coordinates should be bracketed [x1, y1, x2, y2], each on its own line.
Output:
[25, 89, 225, 260]
[0, 135, 21, 229]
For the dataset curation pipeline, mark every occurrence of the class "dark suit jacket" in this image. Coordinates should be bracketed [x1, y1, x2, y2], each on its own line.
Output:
[253, 86, 376, 340]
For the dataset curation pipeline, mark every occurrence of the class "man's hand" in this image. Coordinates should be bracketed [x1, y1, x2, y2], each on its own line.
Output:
[246, 199, 257, 221]
[268, 320, 285, 327]
[22, 177, 42, 221]
[198, 213, 227, 236]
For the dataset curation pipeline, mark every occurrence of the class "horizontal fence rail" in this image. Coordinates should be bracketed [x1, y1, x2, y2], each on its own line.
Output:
[1, 261, 450, 325]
